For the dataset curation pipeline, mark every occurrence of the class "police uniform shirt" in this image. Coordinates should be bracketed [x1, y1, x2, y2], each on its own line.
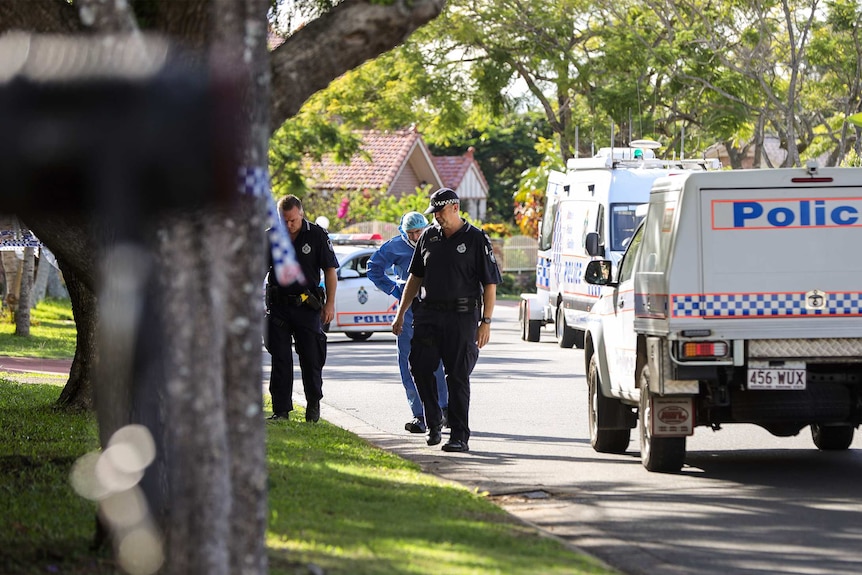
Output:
[408, 220, 501, 301]
[269, 220, 338, 295]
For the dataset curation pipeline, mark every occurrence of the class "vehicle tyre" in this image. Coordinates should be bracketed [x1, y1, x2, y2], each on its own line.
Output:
[588, 355, 630, 454]
[638, 364, 686, 472]
[810, 424, 854, 451]
[573, 329, 585, 349]
[519, 300, 527, 341]
[556, 307, 577, 348]
[345, 332, 373, 341]
[526, 320, 541, 342]
[521, 300, 541, 342]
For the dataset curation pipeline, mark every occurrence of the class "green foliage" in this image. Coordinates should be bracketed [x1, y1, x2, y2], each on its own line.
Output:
[270, 0, 862, 234]
[269, 117, 363, 197]
[513, 137, 564, 237]
[841, 148, 862, 167]
[427, 111, 553, 223]
[300, 188, 433, 232]
[496, 272, 536, 296]
[0, 298, 76, 359]
[286, 41, 471, 144]
[481, 222, 514, 238]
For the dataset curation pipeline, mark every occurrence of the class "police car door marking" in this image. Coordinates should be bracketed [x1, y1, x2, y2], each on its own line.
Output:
[711, 197, 862, 229]
[337, 311, 397, 326]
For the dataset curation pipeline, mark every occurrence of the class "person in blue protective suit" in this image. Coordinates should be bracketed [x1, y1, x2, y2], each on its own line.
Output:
[367, 211, 448, 434]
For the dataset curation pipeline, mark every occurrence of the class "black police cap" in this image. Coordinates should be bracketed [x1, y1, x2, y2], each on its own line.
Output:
[424, 188, 460, 214]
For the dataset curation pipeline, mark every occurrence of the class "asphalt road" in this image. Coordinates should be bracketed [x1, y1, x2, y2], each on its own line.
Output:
[265, 301, 862, 575]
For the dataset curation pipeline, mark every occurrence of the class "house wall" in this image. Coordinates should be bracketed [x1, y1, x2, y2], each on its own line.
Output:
[390, 168, 422, 198]
[455, 169, 488, 221]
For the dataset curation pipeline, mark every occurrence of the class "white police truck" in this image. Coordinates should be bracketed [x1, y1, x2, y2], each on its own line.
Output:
[584, 164, 862, 472]
[519, 141, 719, 347]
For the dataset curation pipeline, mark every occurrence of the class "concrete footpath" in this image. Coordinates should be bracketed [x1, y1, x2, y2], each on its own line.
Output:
[0, 358, 72, 387]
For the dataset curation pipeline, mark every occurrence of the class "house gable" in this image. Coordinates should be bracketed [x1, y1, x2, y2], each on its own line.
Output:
[302, 131, 490, 220]
[305, 129, 442, 196]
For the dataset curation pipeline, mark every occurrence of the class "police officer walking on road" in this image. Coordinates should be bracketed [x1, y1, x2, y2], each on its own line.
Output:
[266, 194, 338, 423]
[392, 188, 501, 452]
[367, 211, 448, 434]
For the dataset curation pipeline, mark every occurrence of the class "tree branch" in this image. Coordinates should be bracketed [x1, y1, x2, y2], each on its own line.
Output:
[269, 0, 447, 130]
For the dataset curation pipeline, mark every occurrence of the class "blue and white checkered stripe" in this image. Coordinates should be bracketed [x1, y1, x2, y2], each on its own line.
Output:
[238, 166, 305, 287]
[673, 292, 862, 318]
[0, 228, 41, 250]
[536, 256, 551, 289]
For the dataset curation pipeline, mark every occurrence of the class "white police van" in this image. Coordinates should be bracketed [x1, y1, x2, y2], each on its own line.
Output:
[519, 141, 719, 347]
[584, 164, 862, 472]
[326, 234, 398, 341]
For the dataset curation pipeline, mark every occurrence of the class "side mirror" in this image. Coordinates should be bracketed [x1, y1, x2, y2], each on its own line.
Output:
[584, 260, 613, 286]
[585, 232, 603, 257]
[338, 268, 360, 279]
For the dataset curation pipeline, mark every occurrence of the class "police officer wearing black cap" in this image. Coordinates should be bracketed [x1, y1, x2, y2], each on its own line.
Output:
[392, 187, 502, 452]
[266, 194, 339, 423]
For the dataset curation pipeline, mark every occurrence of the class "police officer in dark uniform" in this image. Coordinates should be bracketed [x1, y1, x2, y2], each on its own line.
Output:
[266, 194, 338, 423]
[392, 188, 501, 452]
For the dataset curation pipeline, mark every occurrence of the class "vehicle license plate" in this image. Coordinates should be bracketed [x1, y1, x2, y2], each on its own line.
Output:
[747, 360, 806, 390]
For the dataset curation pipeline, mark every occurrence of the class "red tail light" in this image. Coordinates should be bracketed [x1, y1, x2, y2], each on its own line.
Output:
[681, 341, 728, 359]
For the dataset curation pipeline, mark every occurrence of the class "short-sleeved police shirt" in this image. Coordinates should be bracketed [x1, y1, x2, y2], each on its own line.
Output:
[408, 220, 501, 301]
[269, 220, 338, 295]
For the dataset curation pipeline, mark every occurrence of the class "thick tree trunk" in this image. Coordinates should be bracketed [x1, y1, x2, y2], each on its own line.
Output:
[22, 215, 100, 408]
[158, 213, 233, 575]
[56, 261, 97, 410]
[213, 1, 271, 573]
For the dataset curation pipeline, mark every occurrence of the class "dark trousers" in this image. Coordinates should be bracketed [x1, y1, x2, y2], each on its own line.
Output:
[409, 307, 479, 442]
[267, 302, 327, 414]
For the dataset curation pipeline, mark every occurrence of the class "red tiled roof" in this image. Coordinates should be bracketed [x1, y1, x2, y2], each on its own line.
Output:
[432, 147, 470, 190]
[306, 129, 421, 191]
[432, 147, 489, 193]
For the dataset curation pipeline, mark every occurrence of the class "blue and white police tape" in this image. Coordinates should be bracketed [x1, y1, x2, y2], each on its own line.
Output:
[238, 166, 305, 287]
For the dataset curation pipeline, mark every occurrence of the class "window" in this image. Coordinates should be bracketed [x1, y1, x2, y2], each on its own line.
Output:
[610, 203, 645, 252]
[341, 254, 370, 277]
[617, 224, 644, 283]
[539, 197, 558, 251]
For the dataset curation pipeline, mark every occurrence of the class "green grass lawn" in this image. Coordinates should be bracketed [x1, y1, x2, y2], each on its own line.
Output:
[0, 298, 77, 359]
[0, 299, 616, 574]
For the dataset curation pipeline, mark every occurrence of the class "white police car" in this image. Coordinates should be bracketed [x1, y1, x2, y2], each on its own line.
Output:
[325, 234, 399, 341]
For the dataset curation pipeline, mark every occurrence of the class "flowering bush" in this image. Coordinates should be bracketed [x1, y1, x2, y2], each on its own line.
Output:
[337, 197, 350, 219]
[481, 222, 514, 238]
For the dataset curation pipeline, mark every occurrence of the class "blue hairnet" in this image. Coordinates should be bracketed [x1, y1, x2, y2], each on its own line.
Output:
[401, 211, 428, 231]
